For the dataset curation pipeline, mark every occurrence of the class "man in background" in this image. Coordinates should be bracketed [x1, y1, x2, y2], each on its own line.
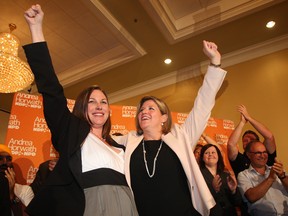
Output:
[227, 104, 276, 177]
[237, 140, 288, 215]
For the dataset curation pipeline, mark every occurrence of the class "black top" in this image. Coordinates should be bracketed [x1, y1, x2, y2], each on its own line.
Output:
[30, 160, 52, 195]
[24, 42, 89, 216]
[24, 42, 128, 216]
[130, 140, 200, 216]
[229, 151, 276, 177]
[200, 168, 242, 216]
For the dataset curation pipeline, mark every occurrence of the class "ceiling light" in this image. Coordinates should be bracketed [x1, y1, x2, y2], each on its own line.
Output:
[0, 24, 34, 93]
[266, 21, 275, 28]
[164, 58, 172, 64]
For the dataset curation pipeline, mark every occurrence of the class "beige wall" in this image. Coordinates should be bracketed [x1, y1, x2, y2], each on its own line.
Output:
[116, 49, 288, 166]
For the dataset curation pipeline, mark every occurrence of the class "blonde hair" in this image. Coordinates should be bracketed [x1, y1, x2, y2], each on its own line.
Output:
[135, 96, 172, 135]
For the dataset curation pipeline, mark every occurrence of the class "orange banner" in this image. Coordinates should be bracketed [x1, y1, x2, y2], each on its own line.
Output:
[5, 92, 235, 184]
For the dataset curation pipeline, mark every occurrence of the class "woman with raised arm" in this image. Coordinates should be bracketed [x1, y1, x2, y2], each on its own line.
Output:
[114, 41, 227, 215]
[23, 4, 138, 216]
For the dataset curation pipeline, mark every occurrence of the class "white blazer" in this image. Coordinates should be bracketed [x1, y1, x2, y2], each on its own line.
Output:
[114, 66, 227, 216]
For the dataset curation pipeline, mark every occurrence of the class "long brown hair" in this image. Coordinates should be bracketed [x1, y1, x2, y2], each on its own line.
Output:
[72, 85, 112, 141]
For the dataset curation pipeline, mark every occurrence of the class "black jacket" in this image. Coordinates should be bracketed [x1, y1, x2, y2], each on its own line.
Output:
[200, 167, 243, 216]
[24, 42, 90, 216]
[30, 160, 52, 195]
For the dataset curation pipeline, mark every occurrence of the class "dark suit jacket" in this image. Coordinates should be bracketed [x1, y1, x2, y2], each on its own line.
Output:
[24, 42, 90, 216]
[30, 160, 52, 195]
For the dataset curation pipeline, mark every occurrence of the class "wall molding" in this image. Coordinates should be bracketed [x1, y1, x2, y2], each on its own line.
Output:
[109, 34, 288, 103]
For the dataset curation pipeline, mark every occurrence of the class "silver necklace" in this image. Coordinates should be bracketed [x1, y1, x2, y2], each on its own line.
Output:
[142, 139, 163, 178]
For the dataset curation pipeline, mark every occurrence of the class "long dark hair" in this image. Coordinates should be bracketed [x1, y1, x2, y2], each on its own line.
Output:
[72, 85, 112, 142]
[199, 144, 225, 174]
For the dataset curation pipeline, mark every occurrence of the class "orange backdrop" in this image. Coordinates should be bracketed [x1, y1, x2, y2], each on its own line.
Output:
[5, 92, 235, 184]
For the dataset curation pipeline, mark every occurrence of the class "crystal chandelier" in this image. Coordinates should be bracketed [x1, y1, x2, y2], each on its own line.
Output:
[0, 23, 34, 93]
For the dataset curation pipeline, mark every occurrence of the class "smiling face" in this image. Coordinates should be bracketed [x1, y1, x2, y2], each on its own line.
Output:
[87, 89, 110, 129]
[247, 141, 268, 169]
[137, 100, 167, 135]
[203, 146, 219, 167]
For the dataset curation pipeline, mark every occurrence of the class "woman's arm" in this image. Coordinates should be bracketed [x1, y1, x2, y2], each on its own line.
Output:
[183, 41, 227, 148]
[23, 5, 71, 151]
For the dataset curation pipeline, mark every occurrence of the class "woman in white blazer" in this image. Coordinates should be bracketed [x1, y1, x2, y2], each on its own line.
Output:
[114, 40, 227, 216]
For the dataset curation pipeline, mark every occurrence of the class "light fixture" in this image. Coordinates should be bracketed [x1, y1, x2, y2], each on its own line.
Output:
[266, 21, 275, 28]
[164, 58, 172, 64]
[0, 23, 34, 93]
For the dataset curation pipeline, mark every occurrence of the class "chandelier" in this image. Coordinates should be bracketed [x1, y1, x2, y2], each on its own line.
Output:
[0, 23, 34, 93]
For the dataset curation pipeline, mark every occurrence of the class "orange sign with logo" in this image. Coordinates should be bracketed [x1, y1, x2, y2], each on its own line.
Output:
[5, 92, 234, 184]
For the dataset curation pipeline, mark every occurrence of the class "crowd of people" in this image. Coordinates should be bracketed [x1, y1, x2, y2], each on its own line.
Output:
[1, 3, 287, 216]
[194, 104, 287, 216]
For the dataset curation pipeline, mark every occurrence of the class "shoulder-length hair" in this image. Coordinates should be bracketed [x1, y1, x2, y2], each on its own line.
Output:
[135, 96, 172, 135]
[199, 144, 225, 174]
[72, 85, 111, 141]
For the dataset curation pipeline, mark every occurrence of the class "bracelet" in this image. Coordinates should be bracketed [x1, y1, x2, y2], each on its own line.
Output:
[209, 62, 221, 68]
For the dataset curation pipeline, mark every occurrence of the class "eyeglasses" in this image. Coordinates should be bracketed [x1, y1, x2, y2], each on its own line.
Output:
[0, 155, 12, 162]
[249, 151, 268, 156]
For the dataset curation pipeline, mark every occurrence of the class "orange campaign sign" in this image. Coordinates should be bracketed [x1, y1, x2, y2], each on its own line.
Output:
[198, 117, 235, 173]
[5, 92, 235, 184]
[110, 105, 137, 135]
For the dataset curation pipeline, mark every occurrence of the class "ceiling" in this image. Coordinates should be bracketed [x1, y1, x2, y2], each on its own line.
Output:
[1, 0, 288, 113]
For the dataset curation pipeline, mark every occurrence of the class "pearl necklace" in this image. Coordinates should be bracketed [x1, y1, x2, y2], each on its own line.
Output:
[142, 139, 163, 178]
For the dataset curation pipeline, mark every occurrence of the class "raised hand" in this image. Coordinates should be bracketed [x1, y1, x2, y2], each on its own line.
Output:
[240, 113, 247, 124]
[237, 104, 251, 122]
[203, 40, 221, 65]
[5, 167, 16, 199]
[24, 4, 45, 43]
[268, 167, 277, 181]
[272, 158, 285, 178]
[24, 4, 44, 26]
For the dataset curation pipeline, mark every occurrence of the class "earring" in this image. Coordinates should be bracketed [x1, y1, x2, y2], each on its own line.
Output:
[161, 122, 164, 126]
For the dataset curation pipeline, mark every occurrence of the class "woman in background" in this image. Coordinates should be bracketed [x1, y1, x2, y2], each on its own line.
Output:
[199, 144, 242, 216]
[194, 144, 203, 164]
